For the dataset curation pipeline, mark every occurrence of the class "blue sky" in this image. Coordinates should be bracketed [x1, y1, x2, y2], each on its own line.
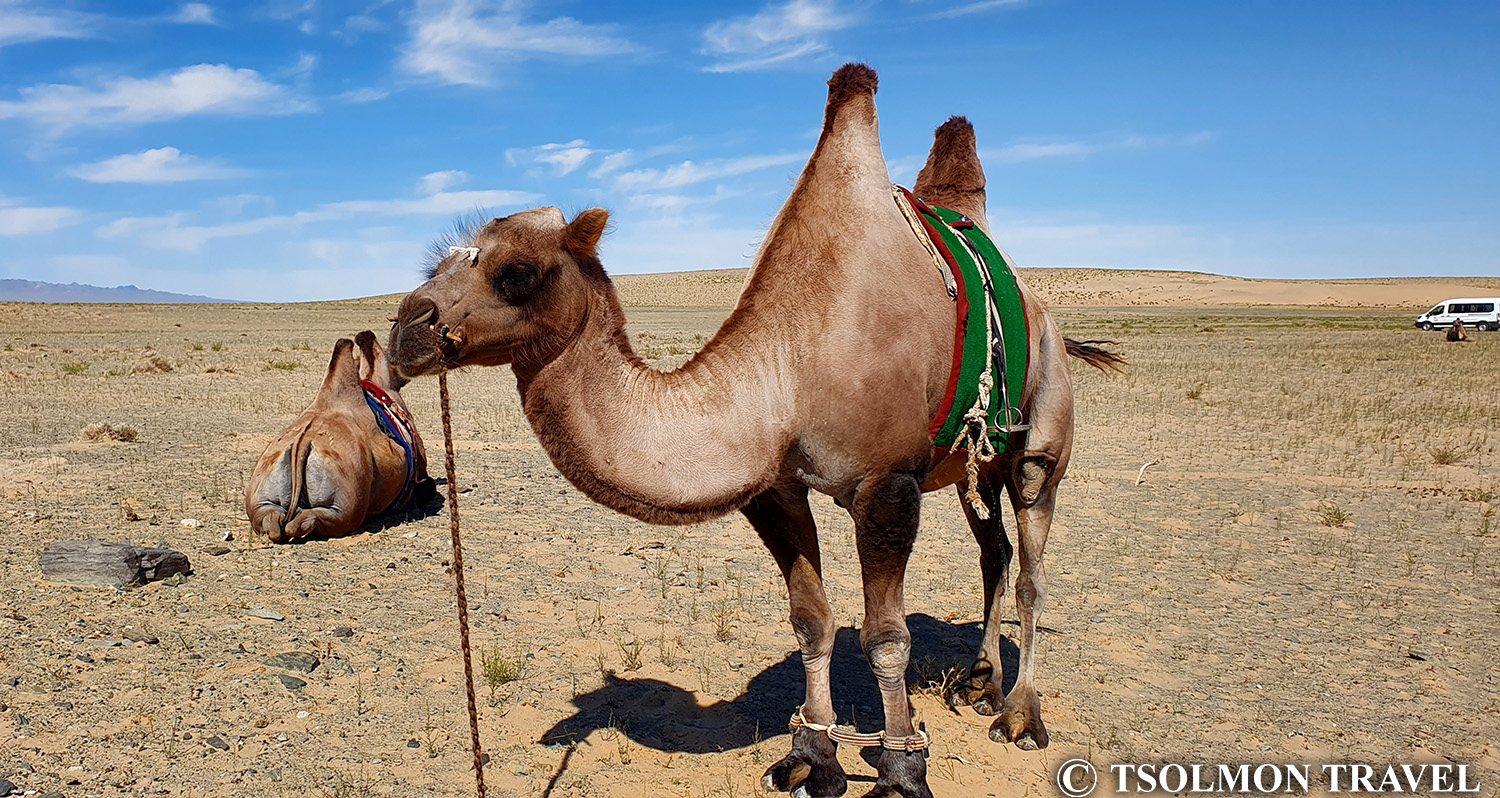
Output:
[0, 0, 1495, 301]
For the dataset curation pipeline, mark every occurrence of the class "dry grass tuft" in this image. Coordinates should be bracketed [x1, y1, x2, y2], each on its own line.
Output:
[81, 422, 138, 443]
[131, 356, 174, 374]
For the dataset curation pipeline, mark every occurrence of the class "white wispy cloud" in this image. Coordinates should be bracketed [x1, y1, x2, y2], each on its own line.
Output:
[987, 132, 1215, 164]
[506, 139, 596, 176]
[0, 63, 312, 134]
[401, 0, 637, 87]
[336, 87, 389, 103]
[701, 0, 860, 73]
[97, 187, 538, 252]
[417, 170, 469, 194]
[68, 147, 247, 184]
[0, 0, 101, 48]
[613, 153, 802, 191]
[0, 195, 82, 236]
[169, 3, 218, 24]
[925, 0, 1024, 20]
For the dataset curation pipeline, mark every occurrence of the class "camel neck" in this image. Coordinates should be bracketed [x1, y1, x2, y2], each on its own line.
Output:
[513, 277, 793, 525]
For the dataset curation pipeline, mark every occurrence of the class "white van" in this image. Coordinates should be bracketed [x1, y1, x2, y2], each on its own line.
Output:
[1415, 298, 1500, 331]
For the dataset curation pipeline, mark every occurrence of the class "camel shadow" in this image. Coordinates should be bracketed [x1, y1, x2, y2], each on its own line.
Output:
[538, 613, 1020, 755]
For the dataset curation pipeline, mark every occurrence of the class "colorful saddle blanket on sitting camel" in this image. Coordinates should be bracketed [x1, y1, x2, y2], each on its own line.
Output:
[361, 379, 418, 514]
[893, 186, 1030, 454]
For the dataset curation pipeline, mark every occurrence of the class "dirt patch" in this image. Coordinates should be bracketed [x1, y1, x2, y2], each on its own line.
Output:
[0, 294, 1495, 797]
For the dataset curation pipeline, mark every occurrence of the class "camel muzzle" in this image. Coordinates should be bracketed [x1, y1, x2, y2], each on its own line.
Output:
[388, 296, 450, 378]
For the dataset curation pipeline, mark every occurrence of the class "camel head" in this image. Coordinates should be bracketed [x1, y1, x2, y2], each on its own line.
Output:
[387, 205, 608, 378]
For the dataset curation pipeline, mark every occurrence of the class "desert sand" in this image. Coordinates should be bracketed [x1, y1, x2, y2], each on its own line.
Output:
[1, 268, 1496, 797]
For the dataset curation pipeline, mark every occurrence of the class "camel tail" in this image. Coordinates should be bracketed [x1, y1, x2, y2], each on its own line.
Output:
[282, 418, 316, 529]
[1064, 338, 1127, 373]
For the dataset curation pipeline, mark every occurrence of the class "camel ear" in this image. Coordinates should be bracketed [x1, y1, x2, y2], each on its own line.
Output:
[564, 208, 608, 258]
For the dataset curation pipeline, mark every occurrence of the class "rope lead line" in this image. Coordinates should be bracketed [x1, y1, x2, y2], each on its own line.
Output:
[788, 706, 931, 753]
[440, 371, 487, 798]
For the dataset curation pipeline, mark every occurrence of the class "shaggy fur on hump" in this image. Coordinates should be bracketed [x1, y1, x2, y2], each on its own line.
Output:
[916, 116, 985, 195]
[422, 210, 491, 279]
[823, 63, 878, 130]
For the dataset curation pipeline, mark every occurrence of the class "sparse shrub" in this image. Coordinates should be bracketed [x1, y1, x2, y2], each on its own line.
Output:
[617, 637, 644, 671]
[290, 340, 314, 351]
[1429, 445, 1464, 466]
[1316, 501, 1350, 528]
[479, 644, 523, 701]
[187, 342, 204, 351]
[131, 356, 174, 374]
[81, 423, 138, 443]
[210, 342, 224, 351]
[1186, 382, 1207, 400]
[264, 360, 300, 371]
[60, 361, 88, 375]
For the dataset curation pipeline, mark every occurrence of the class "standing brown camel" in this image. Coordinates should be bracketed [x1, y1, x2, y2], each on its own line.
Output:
[246, 331, 433, 542]
[389, 64, 1120, 797]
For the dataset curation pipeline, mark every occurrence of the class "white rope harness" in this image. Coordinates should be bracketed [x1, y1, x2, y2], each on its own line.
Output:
[788, 706, 931, 753]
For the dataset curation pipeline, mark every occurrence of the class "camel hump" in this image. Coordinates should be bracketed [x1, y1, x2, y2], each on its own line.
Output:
[317, 338, 363, 404]
[822, 62, 878, 134]
[915, 115, 987, 215]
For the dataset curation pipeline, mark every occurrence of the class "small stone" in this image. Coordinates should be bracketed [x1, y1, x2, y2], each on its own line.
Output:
[180, 518, 202, 528]
[263, 652, 319, 673]
[275, 674, 306, 691]
[204, 545, 231, 556]
[295, 711, 309, 719]
[123, 629, 158, 644]
[245, 607, 284, 621]
[0, 778, 16, 796]
[252, 717, 269, 729]
[327, 659, 354, 676]
[406, 739, 420, 749]
[205, 736, 229, 751]
[331, 626, 353, 638]
[76, 654, 94, 664]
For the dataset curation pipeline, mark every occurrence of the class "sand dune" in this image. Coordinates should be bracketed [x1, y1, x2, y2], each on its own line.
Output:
[609, 268, 1500, 310]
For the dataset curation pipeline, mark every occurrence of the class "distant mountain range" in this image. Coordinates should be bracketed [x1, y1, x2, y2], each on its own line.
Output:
[0, 279, 239, 304]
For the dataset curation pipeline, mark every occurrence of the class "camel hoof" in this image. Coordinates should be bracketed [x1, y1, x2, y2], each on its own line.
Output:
[948, 676, 1002, 716]
[862, 749, 934, 798]
[989, 695, 1050, 750]
[762, 729, 846, 797]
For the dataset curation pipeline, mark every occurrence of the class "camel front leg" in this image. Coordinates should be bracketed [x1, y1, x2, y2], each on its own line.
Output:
[951, 465, 1013, 716]
[742, 486, 847, 798]
[853, 473, 933, 798]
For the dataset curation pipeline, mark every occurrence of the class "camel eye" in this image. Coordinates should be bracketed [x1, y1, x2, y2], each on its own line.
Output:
[494, 263, 539, 304]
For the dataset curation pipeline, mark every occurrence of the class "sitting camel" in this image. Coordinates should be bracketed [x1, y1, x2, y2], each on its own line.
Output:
[389, 64, 1119, 797]
[246, 331, 433, 542]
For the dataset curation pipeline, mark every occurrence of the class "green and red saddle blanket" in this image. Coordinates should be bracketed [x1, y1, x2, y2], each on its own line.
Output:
[361, 379, 418, 514]
[893, 186, 1030, 457]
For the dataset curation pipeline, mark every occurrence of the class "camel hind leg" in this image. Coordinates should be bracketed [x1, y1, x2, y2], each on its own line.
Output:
[989, 317, 1074, 750]
[742, 484, 847, 798]
[950, 462, 1014, 717]
[279, 450, 368, 542]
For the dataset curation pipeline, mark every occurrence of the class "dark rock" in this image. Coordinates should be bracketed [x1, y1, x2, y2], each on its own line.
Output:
[406, 739, 420, 749]
[275, 674, 306, 691]
[40, 540, 191, 588]
[203, 545, 231, 556]
[0, 777, 16, 796]
[204, 736, 229, 751]
[123, 629, 158, 644]
[264, 652, 319, 673]
[330, 626, 353, 638]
